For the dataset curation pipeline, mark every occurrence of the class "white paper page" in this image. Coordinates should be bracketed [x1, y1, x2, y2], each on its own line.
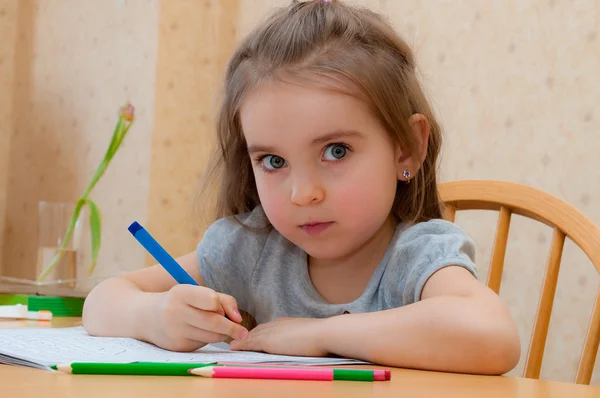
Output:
[0, 327, 367, 368]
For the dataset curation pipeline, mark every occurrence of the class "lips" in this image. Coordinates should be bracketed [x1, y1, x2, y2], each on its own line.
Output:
[300, 221, 334, 236]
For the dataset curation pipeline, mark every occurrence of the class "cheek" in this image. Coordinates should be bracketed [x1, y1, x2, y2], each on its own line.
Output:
[254, 173, 289, 226]
[331, 160, 397, 222]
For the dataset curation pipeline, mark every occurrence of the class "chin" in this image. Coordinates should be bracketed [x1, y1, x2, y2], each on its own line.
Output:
[295, 239, 355, 260]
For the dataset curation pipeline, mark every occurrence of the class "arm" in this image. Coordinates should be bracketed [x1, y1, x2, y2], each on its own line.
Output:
[82, 251, 201, 340]
[82, 251, 247, 350]
[321, 266, 521, 374]
[84, 211, 267, 350]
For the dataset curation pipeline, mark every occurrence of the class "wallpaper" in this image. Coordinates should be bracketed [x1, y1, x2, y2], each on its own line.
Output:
[1, 0, 598, 384]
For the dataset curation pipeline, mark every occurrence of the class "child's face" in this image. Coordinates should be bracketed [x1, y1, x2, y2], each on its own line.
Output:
[240, 79, 402, 260]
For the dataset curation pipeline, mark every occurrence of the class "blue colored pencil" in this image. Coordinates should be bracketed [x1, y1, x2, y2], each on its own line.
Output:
[128, 221, 232, 320]
[128, 221, 198, 285]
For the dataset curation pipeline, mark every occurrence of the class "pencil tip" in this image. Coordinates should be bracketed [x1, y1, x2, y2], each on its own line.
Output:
[56, 364, 73, 373]
[189, 366, 214, 377]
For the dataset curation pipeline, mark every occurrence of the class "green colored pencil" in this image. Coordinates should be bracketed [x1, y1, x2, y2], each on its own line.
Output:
[50, 362, 309, 375]
[52, 362, 216, 376]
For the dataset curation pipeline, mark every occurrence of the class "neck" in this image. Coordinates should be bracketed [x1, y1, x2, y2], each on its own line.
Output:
[308, 215, 397, 304]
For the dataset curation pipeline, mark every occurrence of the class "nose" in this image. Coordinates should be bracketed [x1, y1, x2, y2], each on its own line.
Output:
[290, 174, 325, 206]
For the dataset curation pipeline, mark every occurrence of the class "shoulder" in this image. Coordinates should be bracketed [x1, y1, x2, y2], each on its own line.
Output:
[383, 218, 478, 306]
[395, 219, 476, 257]
[399, 218, 472, 240]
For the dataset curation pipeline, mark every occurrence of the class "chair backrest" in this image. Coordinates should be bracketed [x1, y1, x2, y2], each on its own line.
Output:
[438, 180, 600, 385]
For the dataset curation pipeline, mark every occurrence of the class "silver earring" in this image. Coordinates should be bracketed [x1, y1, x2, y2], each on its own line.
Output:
[403, 169, 411, 181]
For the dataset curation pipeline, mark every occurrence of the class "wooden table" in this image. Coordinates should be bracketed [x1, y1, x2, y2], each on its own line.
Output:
[2, 318, 600, 398]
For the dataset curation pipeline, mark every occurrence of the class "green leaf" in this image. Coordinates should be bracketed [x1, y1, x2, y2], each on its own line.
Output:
[81, 121, 123, 198]
[84, 199, 102, 276]
[109, 122, 132, 160]
[105, 118, 123, 158]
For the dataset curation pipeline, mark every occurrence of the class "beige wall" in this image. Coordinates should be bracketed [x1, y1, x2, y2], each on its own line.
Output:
[1, 0, 599, 384]
[0, 0, 237, 276]
[147, 0, 238, 265]
[1, 0, 160, 279]
[0, 0, 19, 275]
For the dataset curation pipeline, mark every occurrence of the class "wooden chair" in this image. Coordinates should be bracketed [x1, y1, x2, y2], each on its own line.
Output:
[438, 180, 600, 384]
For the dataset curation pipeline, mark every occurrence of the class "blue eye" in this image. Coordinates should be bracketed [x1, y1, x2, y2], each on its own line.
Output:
[261, 155, 286, 170]
[323, 144, 348, 161]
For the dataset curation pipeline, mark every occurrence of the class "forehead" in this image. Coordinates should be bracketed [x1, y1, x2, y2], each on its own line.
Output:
[239, 78, 379, 145]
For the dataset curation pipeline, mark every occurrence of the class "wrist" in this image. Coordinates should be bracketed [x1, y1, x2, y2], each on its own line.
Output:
[319, 315, 344, 356]
[320, 312, 373, 360]
[131, 291, 162, 343]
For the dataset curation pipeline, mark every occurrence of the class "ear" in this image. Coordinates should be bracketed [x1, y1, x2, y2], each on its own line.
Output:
[395, 114, 430, 181]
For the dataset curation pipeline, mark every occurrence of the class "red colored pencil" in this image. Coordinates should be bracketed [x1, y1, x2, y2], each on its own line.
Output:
[188, 366, 390, 381]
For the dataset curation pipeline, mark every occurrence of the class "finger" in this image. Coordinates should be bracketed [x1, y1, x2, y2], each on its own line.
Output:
[230, 326, 260, 351]
[217, 293, 243, 323]
[182, 323, 229, 344]
[181, 305, 218, 330]
[229, 340, 243, 350]
[230, 334, 260, 352]
[191, 309, 249, 341]
[181, 285, 225, 314]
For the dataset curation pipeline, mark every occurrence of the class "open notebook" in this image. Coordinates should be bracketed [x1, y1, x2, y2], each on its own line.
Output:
[0, 327, 367, 369]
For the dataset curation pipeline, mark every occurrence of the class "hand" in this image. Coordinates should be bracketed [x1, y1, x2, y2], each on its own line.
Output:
[229, 317, 329, 357]
[147, 284, 249, 352]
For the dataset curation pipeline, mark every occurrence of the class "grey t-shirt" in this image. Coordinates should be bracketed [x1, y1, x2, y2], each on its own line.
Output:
[197, 206, 477, 325]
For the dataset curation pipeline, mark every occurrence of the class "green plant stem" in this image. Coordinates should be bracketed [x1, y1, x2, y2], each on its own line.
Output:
[82, 119, 130, 198]
[36, 114, 133, 282]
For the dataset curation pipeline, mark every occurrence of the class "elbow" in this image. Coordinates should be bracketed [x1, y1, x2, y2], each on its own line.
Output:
[461, 290, 521, 375]
[81, 289, 99, 335]
[473, 316, 521, 375]
[81, 278, 116, 336]
[482, 335, 521, 375]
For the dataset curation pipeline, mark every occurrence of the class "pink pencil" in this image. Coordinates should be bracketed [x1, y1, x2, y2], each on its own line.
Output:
[188, 366, 390, 382]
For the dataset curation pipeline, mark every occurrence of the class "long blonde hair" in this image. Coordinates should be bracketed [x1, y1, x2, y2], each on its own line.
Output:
[199, 0, 444, 226]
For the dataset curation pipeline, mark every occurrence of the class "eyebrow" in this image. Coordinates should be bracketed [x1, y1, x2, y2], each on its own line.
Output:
[247, 130, 364, 155]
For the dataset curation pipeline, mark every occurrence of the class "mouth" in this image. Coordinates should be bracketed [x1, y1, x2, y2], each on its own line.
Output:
[299, 221, 334, 236]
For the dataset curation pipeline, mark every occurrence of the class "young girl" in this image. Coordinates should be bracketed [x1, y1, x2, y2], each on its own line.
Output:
[83, 0, 520, 375]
